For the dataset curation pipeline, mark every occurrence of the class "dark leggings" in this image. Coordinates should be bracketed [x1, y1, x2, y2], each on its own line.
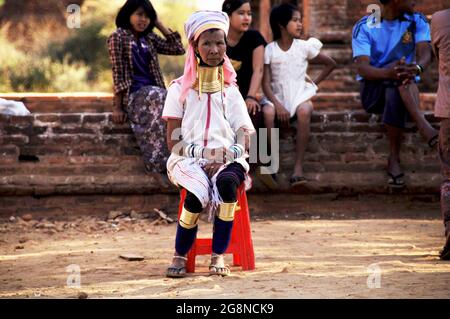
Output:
[175, 163, 246, 256]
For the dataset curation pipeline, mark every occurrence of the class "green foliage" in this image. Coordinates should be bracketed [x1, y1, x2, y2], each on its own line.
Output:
[47, 19, 109, 80]
[0, 0, 199, 92]
[153, 0, 196, 85]
[0, 32, 93, 92]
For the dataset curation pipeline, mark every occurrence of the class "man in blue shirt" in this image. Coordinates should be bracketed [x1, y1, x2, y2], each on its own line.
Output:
[352, 0, 438, 188]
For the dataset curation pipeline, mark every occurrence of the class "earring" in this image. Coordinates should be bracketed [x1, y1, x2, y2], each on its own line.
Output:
[195, 52, 201, 64]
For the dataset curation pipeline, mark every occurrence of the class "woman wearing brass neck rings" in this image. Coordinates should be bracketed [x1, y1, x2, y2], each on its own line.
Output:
[162, 11, 255, 278]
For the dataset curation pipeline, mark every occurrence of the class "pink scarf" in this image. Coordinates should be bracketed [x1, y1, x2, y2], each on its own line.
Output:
[171, 11, 237, 104]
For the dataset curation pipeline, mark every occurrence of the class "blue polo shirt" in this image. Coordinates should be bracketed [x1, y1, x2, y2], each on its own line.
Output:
[352, 12, 431, 81]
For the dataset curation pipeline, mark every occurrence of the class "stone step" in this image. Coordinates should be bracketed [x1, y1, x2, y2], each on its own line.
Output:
[0, 171, 440, 197]
[0, 92, 438, 113]
[0, 104, 442, 200]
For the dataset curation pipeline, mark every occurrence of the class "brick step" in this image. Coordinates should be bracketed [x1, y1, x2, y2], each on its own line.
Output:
[0, 92, 438, 113]
[0, 171, 440, 196]
[0, 174, 171, 196]
[0, 158, 439, 179]
[0, 108, 441, 198]
[0, 110, 440, 135]
[0, 163, 147, 175]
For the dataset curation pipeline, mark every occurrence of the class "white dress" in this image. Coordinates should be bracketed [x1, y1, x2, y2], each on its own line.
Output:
[264, 37, 323, 117]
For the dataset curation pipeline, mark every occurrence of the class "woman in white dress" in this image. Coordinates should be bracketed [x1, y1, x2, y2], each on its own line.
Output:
[262, 3, 337, 186]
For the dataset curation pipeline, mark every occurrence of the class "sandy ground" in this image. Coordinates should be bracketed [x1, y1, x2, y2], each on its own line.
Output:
[1, 212, 449, 299]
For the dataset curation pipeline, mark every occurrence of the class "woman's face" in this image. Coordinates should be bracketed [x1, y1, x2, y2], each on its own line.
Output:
[284, 10, 302, 39]
[195, 29, 226, 67]
[130, 7, 150, 33]
[229, 2, 252, 33]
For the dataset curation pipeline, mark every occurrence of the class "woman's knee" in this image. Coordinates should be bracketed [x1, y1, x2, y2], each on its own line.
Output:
[296, 102, 313, 120]
[216, 177, 239, 202]
[263, 105, 276, 119]
[184, 191, 203, 213]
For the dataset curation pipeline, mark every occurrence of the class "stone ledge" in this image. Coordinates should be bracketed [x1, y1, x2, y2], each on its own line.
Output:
[0, 92, 438, 113]
[0, 106, 441, 198]
[0, 192, 440, 218]
[0, 171, 440, 196]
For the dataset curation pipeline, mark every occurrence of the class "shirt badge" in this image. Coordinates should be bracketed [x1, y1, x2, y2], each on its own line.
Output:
[402, 31, 413, 44]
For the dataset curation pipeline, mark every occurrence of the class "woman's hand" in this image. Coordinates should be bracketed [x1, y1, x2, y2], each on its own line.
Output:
[203, 147, 227, 163]
[154, 18, 172, 35]
[112, 106, 127, 124]
[274, 102, 290, 127]
[203, 162, 223, 178]
[245, 97, 261, 116]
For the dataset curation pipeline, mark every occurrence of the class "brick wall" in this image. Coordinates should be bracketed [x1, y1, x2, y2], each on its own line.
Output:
[0, 94, 441, 217]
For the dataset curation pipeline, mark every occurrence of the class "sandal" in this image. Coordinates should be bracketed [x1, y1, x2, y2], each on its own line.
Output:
[387, 172, 405, 188]
[256, 167, 279, 190]
[290, 175, 307, 187]
[209, 253, 230, 277]
[166, 255, 187, 278]
[428, 134, 439, 148]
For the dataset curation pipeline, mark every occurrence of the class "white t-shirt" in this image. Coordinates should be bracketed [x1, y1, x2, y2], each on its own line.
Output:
[264, 37, 322, 117]
[162, 82, 255, 180]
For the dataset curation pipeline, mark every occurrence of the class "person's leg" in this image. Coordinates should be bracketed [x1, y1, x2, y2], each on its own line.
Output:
[292, 101, 313, 180]
[167, 191, 203, 277]
[382, 85, 411, 187]
[210, 163, 245, 276]
[262, 103, 276, 149]
[248, 107, 263, 173]
[258, 104, 279, 189]
[127, 86, 170, 173]
[385, 124, 403, 175]
[439, 119, 450, 259]
[398, 83, 438, 146]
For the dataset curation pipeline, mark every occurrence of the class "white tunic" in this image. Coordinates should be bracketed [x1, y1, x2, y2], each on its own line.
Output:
[162, 83, 255, 210]
[264, 37, 323, 117]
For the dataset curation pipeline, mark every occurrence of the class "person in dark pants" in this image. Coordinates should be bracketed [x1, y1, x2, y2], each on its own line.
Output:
[352, 0, 438, 188]
[431, 8, 450, 260]
[107, 0, 185, 173]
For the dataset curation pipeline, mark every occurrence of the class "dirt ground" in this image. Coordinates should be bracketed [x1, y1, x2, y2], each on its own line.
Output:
[1, 200, 450, 299]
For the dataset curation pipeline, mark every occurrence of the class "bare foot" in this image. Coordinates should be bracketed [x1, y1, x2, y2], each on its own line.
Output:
[387, 157, 405, 188]
[420, 126, 439, 147]
[293, 163, 304, 178]
[387, 157, 402, 177]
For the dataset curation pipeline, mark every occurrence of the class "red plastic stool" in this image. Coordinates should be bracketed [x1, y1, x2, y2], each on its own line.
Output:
[177, 184, 255, 273]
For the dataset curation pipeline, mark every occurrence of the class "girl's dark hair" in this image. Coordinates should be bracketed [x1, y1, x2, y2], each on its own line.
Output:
[115, 0, 157, 35]
[222, 0, 250, 16]
[269, 3, 298, 40]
